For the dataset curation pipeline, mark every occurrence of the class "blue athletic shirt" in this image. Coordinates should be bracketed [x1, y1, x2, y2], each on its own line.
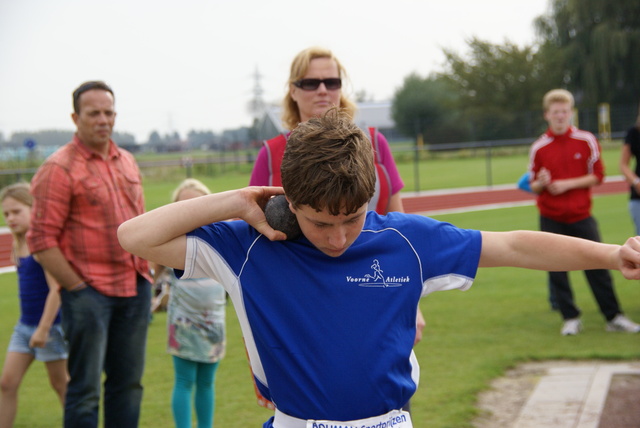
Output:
[180, 211, 482, 422]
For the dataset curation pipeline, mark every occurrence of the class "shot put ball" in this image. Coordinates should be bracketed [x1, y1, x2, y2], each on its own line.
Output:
[264, 195, 302, 240]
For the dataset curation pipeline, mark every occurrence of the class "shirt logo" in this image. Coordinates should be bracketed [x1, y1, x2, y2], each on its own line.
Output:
[574, 152, 582, 159]
[345, 259, 409, 288]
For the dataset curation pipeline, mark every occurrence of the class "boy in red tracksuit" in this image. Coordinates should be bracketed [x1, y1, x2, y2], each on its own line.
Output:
[528, 89, 640, 336]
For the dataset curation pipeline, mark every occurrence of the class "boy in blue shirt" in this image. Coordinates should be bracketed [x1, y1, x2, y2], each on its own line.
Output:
[119, 110, 640, 428]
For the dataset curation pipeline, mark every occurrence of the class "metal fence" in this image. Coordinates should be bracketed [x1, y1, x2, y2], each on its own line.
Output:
[2, 102, 636, 190]
[1, 134, 621, 192]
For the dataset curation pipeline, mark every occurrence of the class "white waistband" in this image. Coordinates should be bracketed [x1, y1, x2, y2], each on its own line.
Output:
[273, 409, 413, 428]
[273, 410, 306, 428]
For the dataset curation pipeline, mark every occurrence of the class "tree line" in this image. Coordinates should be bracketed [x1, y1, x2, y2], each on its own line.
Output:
[392, 0, 640, 143]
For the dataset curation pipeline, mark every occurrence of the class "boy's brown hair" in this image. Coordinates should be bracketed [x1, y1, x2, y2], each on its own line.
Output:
[281, 109, 375, 215]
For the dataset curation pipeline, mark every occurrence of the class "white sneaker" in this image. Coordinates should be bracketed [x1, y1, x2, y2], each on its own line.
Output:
[561, 318, 582, 336]
[606, 314, 640, 333]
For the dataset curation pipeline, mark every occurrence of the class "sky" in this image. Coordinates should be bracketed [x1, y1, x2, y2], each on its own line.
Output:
[0, 0, 551, 143]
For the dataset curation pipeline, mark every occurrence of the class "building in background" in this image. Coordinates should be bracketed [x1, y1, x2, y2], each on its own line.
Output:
[254, 101, 401, 143]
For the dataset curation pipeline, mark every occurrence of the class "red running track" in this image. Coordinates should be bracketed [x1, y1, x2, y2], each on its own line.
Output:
[402, 177, 627, 214]
[0, 178, 628, 269]
[0, 233, 12, 269]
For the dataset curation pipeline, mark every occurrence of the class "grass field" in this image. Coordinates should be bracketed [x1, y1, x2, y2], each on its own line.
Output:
[0, 143, 625, 220]
[138, 144, 624, 211]
[1, 188, 639, 427]
[0, 143, 636, 426]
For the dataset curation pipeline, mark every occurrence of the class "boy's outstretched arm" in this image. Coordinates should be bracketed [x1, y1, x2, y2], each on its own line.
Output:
[118, 186, 286, 270]
[479, 230, 640, 280]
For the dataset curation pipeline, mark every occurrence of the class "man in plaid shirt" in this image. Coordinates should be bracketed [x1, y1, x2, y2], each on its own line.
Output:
[27, 81, 152, 428]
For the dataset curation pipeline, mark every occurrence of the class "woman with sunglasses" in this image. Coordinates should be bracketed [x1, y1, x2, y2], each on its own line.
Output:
[250, 46, 406, 215]
[249, 46, 424, 411]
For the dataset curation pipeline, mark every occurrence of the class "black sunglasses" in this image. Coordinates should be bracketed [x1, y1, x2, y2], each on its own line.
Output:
[293, 78, 342, 91]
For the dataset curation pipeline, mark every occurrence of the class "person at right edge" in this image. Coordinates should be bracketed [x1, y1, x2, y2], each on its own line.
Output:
[619, 102, 640, 235]
[528, 88, 640, 336]
[249, 46, 425, 411]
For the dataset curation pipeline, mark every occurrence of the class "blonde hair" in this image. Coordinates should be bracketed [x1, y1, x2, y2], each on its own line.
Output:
[0, 182, 32, 264]
[542, 89, 574, 112]
[282, 47, 357, 130]
[0, 182, 32, 208]
[171, 178, 211, 202]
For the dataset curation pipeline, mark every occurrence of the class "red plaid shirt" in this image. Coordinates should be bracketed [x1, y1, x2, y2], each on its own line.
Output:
[27, 136, 150, 297]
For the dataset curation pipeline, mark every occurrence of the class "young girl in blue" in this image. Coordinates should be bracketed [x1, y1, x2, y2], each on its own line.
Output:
[0, 182, 68, 427]
[153, 179, 226, 428]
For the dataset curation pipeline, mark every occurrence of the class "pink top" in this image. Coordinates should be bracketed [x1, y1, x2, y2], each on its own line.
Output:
[250, 130, 404, 195]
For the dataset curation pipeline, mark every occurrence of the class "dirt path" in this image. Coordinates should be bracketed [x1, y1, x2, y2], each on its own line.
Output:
[472, 361, 640, 428]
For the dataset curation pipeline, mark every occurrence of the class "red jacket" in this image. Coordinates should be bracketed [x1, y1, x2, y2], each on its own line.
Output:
[528, 126, 604, 223]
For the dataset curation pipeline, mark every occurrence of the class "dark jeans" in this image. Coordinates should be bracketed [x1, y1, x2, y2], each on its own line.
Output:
[61, 275, 151, 428]
[540, 215, 621, 321]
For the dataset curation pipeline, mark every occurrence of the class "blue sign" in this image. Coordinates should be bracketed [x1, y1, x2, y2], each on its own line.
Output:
[24, 138, 36, 150]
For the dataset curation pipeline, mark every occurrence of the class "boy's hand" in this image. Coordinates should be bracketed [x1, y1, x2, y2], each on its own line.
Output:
[240, 187, 288, 241]
[538, 168, 551, 186]
[618, 236, 640, 280]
